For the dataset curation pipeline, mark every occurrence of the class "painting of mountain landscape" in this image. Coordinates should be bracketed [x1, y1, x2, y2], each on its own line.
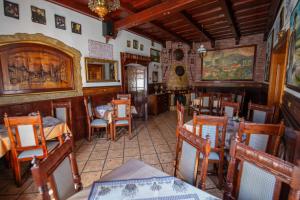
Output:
[202, 46, 255, 80]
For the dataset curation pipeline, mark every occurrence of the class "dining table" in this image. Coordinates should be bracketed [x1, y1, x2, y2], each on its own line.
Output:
[68, 159, 220, 200]
[0, 116, 71, 158]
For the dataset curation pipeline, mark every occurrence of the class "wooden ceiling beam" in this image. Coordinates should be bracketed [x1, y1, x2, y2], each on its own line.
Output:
[179, 11, 215, 47]
[264, 0, 282, 40]
[115, 0, 198, 30]
[129, 27, 165, 44]
[218, 0, 240, 44]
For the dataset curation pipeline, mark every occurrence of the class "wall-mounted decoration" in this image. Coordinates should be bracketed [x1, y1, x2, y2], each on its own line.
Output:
[88, 39, 113, 60]
[150, 49, 160, 62]
[264, 30, 274, 82]
[286, 1, 300, 92]
[202, 45, 256, 81]
[127, 40, 131, 48]
[71, 22, 81, 34]
[173, 48, 184, 61]
[55, 14, 66, 30]
[140, 44, 144, 51]
[31, 6, 46, 25]
[0, 43, 74, 94]
[152, 71, 158, 83]
[85, 57, 118, 83]
[4, 0, 19, 19]
[133, 40, 138, 49]
[175, 66, 185, 77]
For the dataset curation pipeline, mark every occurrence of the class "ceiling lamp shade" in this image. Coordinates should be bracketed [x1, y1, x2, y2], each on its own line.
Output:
[197, 44, 207, 58]
[88, 0, 120, 20]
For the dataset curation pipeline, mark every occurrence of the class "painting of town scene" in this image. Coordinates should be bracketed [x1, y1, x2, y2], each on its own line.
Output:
[287, 0, 300, 92]
[202, 46, 255, 80]
[0, 44, 74, 94]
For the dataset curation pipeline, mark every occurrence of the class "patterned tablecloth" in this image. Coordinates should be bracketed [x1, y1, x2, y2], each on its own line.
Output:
[95, 105, 138, 123]
[88, 176, 219, 200]
[183, 119, 239, 149]
[0, 116, 71, 158]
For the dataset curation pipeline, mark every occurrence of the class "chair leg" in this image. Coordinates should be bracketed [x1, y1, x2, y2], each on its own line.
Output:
[129, 124, 132, 139]
[113, 125, 116, 141]
[13, 160, 22, 187]
[105, 126, 108, 140]
[218, 160, 224, 189]
[88, 126, 92, 141]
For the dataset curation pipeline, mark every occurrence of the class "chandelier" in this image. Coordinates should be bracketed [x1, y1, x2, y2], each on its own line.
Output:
[88, 0, 120, 20]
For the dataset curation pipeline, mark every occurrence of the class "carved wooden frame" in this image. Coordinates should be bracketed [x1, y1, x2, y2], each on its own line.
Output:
[0, 33, 83, 106]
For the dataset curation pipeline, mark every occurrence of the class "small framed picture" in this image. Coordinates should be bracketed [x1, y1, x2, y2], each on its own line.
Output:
[4, 0, 19, 19]
[127, 40, 131, 48]
[55, 14, 66, 30]
[133, 40, 138, 49]
[152, 71, 158, 83]
[71, 22, 81, 34]
[31, 6, 46, 25]
[140, 44, 144, 51]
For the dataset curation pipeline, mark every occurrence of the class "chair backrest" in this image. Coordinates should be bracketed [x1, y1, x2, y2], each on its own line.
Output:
[31, 138, 82, 200]
[174, 127, 210, 189]
[190, 92, 196, 101]
[238, 121, 285, 156]
[211, 94, 221, 109]
[193, 114, 228, 149]
[4, 113, 48, 155]
[224, 139, 300, 200]
[247, 102, 275, 123]
[117, 93, 131, 100]
[51, 100, 72, 132]
[83, 96, 93, 121]
[199, 93, 211, 108]
[220, 93, 233, 103]
[176, 101, 184, 137]
[235, 91, 245, 104]
[111, 99, 131, 119]
[220, 101, 240, 118]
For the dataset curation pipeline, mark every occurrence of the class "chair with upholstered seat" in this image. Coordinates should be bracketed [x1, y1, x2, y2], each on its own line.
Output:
[211, 94, 221, 115]
[224, 138, 300, 200]
[4, 113, 59, 186]
[220, 101, 240, 118]
[111, 99, 132, 141]
[31, 137, 82, 200]
[238, 121, 285, 156]
[188, 91, 197, 115]
[193, 114, 228, 188]
[247, 101, 275, 123]
[174, 127, 210, 189]
[83, 96, 108, 141]
[176, 101, 185, 137]
[197, 93, 211, 115]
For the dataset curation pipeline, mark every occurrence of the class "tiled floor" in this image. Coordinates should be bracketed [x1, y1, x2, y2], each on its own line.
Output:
[0, 111, 223, 199]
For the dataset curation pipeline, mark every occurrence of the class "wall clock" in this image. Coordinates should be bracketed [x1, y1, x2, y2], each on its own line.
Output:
[173, 49, 184, 61]
[175, 66, 185, 76]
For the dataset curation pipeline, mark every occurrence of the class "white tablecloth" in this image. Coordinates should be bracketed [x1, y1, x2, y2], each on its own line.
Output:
[95, 105, 137, 123]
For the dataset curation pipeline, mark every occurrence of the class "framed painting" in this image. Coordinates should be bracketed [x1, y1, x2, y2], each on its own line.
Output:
[264, 30, 274, 82]
[31, 6, 46, 25]
[55, 14, 66, 30]
[201, 45, 256, 81]
[150, 49, 160, 62]
[71, 22, 81, 34]
[127, 40, 131, 48]
[0, 43, 74, 94]
[4, 0, 19, 19]
[286, 1, 300, 92]
[133, 40, 138, 49]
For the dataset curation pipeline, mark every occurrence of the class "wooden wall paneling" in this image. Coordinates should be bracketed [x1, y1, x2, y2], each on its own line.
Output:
[281, 92, 300, 129]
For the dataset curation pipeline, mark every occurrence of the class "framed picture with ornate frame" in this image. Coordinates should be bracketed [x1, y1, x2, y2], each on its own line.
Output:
[286, 0, 300, 92]
[201, 45, 256, 81]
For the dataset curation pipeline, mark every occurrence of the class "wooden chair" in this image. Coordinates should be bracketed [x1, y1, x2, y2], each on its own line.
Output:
[111, 99, 132, 141]
[193, 114, 228, 188]
[235, 91, 245, 114]
[238, 121, 285, 156]
[4, 113, 59, 186]
[51, 100, 72, 132]
[220, 93, 233, 103]
[174, 127, 210, 189]
[211, 94, 221, 115]
[83, 96, 108, 141]
[117, 93, 131, 100]
[197, 93, 211, 114]
[31, 137, 82, 200]
[224, 138, 300, 200]
[220, 101, 240, 118]
[247, 101, 275, 123]
[188, 92, 197, 115]
[176, 101, 185, 137]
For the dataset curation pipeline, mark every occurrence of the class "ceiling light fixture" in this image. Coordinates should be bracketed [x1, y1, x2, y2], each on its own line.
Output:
[197, 24, 207, 58]
[88, 0, 120, 20]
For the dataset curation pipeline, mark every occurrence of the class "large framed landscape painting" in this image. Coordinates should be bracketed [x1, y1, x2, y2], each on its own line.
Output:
[287, 0, 300, 92]
[202, 45, 256, 81]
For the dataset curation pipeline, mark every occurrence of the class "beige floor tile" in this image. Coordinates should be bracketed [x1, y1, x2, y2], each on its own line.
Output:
[77, 161, 87, 173]
[141, 154, 160, 165]
[80, 171, 101, 188]
[103, 158, 123, 170]
[94, 144, 110, 151]
[76, 144, 95, 153]
[0, 178, 31, 195]
[150, 164, 163, 171]
[124, 156, 140, 163]
[75, 152, 91, 162]
[161, 163, 174, 176]
[125, 141, 139, 148]
[83, 160, 105, 172]
[17, 193, 42, 200]
[140, 146, 156, 155]
[101, 170, 112, 178]
[0, 195, 18, 200]
[23, 181, 39, 194]
[157, 153, 174, 164]
[154, 144, 171, 153]
[124, 148, 140, 157]
[206, 188, 223, 199]
[107, 149, 123, 158]
[89, 151, 107, 160]
[109, 142, 124, 150]
[205, 176, 218, 189]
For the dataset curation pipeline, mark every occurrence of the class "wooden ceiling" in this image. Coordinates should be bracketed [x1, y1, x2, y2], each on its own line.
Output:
[47, 0, 281, 45]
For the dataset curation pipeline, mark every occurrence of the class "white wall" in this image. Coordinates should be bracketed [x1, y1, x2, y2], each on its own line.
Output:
[0, 0, 162, 87]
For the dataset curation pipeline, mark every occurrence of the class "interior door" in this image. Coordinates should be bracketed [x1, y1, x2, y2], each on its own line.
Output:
[126, 64, 148, 120]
